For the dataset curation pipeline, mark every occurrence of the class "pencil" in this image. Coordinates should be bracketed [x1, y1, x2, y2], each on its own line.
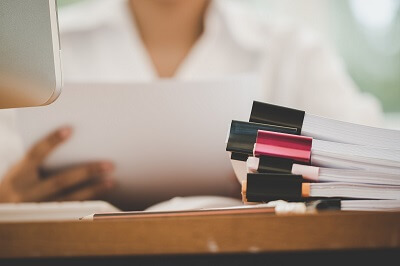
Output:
[79, 205, 277, 221]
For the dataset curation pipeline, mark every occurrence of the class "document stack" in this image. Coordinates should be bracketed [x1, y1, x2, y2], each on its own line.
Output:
[226, 101, 400, 211]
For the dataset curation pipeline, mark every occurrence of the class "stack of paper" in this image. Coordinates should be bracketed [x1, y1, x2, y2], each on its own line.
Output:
[226, 101, 400, 211]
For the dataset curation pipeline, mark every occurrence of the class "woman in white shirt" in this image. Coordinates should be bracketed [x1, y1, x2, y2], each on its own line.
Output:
[0, 0, 383, 208]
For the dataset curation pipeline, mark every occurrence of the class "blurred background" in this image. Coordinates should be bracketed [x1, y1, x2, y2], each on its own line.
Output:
[57, 0, 400, 129]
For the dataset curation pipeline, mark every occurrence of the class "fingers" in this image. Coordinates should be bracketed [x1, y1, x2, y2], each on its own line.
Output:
[54, 178, 114, 202]
[28, 162, 114, 201]
[25, 127, 72, 167]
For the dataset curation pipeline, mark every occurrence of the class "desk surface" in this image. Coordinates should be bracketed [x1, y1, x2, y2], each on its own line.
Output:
[1, 210, 399, 259]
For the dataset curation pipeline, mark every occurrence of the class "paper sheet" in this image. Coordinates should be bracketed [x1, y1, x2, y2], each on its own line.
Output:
[16, 76, 263, 209]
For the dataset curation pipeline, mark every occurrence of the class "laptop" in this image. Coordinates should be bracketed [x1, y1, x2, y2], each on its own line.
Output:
[16, 77, 263, 209]
[0, 0, 62, 109]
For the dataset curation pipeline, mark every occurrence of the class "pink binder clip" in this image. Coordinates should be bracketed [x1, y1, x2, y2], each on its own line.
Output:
[254, 130, 312, 163]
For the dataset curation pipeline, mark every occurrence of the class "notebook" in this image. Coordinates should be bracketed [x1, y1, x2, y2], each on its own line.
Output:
[15, 77, 263, 209]
[0, 200, 120, 222]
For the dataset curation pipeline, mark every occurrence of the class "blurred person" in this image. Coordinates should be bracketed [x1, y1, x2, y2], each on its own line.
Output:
[0, 0, 383, 207]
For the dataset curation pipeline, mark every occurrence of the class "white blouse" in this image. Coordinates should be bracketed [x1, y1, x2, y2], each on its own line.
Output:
[58, 0, 382, 125]
[0, 0, 383, 206]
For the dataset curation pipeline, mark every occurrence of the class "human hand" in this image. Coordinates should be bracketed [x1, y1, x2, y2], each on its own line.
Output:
[0, 127, 114, 203]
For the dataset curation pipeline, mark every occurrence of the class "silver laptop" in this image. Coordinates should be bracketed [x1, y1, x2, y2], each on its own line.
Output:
[0, 0, 62, 109]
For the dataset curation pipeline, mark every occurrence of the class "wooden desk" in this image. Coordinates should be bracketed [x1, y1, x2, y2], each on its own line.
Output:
[1, 211, 399, 264]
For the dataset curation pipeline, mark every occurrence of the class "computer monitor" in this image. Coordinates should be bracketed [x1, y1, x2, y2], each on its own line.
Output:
[0, 0, 62, 109]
